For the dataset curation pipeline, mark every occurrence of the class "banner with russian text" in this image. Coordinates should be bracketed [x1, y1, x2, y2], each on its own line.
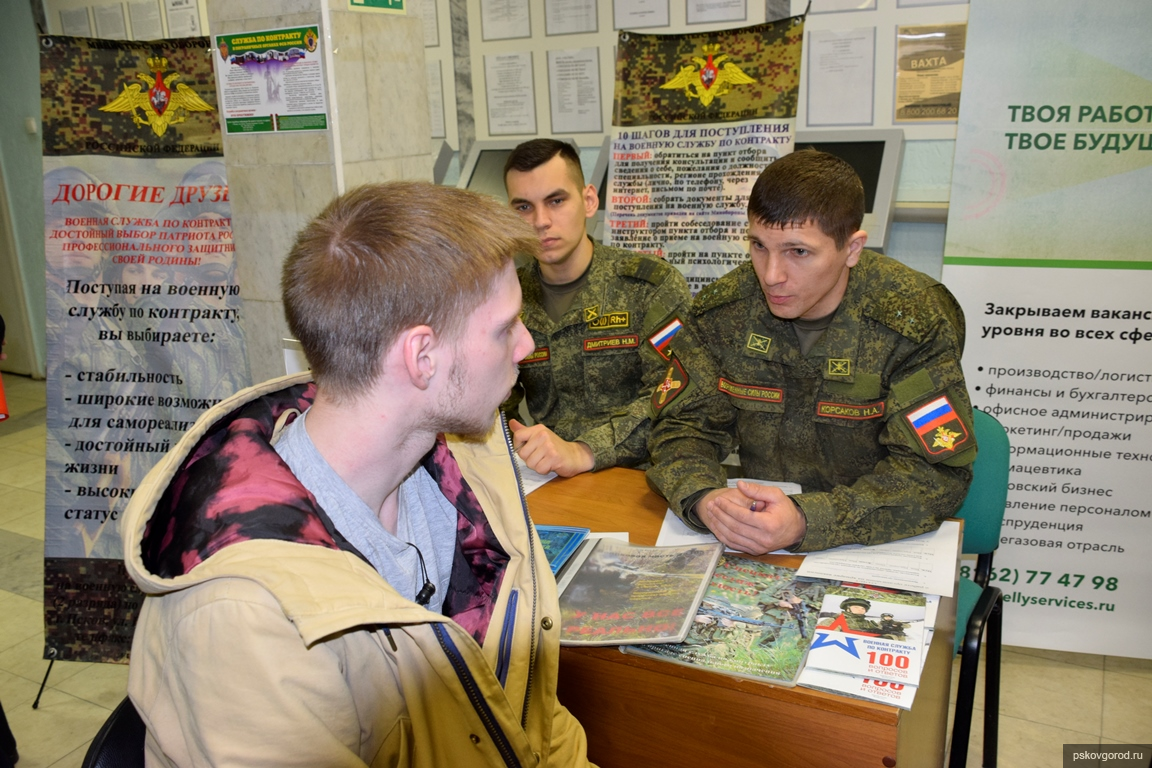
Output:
[940, 1, 1152, 657]
[41, 35, 251, 662]
[607, 16, 804, 294]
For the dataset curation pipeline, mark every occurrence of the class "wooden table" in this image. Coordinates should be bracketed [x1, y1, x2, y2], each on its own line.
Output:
[528, 468, 957, 768]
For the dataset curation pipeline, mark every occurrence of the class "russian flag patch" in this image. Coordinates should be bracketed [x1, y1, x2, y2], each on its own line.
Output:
[905, 395, 970, 456]
[648, 318, 683, 358]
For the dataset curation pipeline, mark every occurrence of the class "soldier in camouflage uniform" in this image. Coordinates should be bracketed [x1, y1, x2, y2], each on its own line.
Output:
[502, 139, 691, 476]
[647, 150, 976, 554]
[819, 598, 883, 634]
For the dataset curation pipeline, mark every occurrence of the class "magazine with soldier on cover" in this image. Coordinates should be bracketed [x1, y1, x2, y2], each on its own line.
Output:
[623, 556, 834, 686]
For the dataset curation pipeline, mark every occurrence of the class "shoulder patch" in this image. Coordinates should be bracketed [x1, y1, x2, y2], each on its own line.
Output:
[904, 395, 972, 458]
[652, 353, 689, 412]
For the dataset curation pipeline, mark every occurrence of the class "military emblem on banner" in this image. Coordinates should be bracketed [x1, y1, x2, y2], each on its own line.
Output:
[100, 56, 214, 137]
[905, 396, 970, 456]
[660, 44, 756, 107]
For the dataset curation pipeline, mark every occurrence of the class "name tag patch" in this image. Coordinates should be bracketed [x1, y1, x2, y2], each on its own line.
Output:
[521, 347, 550, 364]
[584, 335, 639, 352]
[817, 400, 885, 420]
[588, 311, 630, 330]
[718, 378, 783, 403]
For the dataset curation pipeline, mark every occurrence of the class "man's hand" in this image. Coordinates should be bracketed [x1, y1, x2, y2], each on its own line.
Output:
[508, 419, 595, 477]
[694, 480, 807, 555]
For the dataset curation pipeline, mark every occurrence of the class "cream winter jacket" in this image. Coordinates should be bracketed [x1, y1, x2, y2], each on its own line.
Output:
[122, 373, 594, 767]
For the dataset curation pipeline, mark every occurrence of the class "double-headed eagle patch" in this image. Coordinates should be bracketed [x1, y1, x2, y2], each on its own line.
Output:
[100, 56, 214, 137]
[660, 44, 755, 107]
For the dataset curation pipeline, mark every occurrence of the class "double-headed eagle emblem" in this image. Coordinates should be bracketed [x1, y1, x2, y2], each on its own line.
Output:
[660, 44, 755, 107]
[99, 56, 214, 137]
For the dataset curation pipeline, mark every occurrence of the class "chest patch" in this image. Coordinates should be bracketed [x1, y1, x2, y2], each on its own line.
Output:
[718, 378, 783, 403]
[521, 347, 550, 364]
[745, 333, 771, 354]
[584, 335, 639, 352]
[816, 400, 885, 420]
[588, 311, 630, 330]
[827, 358, 851, 377]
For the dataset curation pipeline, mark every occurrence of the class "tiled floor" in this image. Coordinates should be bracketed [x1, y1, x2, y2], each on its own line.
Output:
[2, 372, 1151, 767]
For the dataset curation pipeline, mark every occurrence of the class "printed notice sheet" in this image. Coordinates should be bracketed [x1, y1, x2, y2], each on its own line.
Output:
[797, 520, 960, 597]
[484, 52, 537, 134]
[807, 27, 875, 126]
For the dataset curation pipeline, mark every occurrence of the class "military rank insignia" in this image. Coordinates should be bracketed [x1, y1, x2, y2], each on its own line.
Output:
[905, 396, 970, 456]
[745, 333, 771, 354]
[827, 359, 851, 376]
[652, 355, 689, 411]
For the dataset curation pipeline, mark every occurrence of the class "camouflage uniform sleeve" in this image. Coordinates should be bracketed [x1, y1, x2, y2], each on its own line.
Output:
[574, 260, 693, 471]
[791, 284, 977, 552]
[644, 308, 736, 531]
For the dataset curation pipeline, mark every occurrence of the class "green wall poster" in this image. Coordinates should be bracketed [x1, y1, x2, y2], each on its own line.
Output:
[213, 26, 330, 134]
[942, 1, 1152, 658]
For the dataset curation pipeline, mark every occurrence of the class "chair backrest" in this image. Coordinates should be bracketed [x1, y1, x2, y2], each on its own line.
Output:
[953, 408, 1010, 556]
[81, 696, 145, 768]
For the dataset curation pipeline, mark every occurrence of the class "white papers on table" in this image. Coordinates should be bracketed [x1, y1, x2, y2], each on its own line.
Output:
[515, 455, 557, 495]
[796, 520, 960, 597]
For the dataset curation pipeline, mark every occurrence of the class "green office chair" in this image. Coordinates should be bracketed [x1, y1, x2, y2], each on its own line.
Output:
[949, 408, 1009, 768]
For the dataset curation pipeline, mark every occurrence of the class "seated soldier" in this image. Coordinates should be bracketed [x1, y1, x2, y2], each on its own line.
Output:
[502, 139, 691, 477]
[647, 149, 976, 554]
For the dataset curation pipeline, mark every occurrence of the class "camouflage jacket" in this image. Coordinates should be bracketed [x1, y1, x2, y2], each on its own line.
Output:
[506, 241, 691, 470]
[646, 251, 976, 552]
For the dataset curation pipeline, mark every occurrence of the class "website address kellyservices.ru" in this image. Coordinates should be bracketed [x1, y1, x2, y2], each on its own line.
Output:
[1003, 591, 1115, 612]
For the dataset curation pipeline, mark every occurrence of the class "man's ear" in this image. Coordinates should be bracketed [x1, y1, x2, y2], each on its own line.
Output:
[583, 183, 598, 219]
[845, 230, 868, 268]
[399, 325, 439, 390]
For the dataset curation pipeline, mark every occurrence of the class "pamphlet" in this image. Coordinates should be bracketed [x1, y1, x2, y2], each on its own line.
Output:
[803, 584, 927, 686]
[623, 556, 833, 686]
[557, 538, 723, 646]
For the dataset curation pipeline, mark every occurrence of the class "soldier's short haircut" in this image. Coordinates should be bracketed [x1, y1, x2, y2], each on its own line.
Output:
[503, 138, 585, 187]
[282, 181, 540, 401]
[748, 150, 865, 249]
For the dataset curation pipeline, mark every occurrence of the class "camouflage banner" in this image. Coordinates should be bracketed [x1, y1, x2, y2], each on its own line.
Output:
[40, 35, 221, 158]
[606, 16, 804, 294]
[41, 35, 251, 662]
